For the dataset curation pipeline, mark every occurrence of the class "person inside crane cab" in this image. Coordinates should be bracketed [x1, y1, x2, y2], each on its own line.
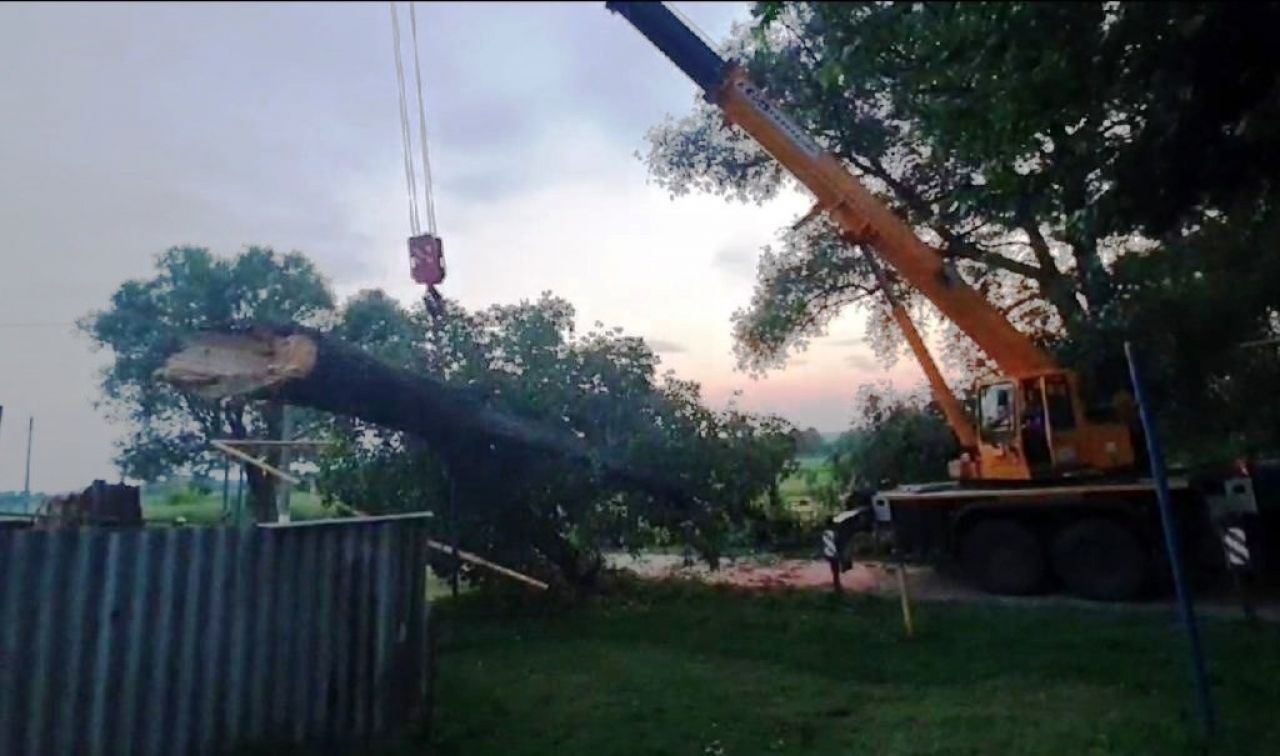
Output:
[1021, 382, 1051, 472]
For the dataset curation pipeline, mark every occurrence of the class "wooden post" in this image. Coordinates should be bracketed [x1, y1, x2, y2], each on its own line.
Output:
[221, 459, 231, 520]
[275, 405, 294, 523]
[895, 553, 915, 639]
[23, 416, 33, 512]
[449, 474, 460, 599]
[235, 465, 246, 528]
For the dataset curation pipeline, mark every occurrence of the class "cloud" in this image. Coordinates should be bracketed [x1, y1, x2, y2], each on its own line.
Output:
[846, 353, 879, 371]
[647, 339, 687, 354]
[0, 0, 815, 492]
[712, 245, 757, 280]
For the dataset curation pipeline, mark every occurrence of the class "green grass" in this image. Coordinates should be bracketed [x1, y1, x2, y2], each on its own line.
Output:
[424, 581, 1280, 755]
[779, 456, 837, 522]
[141, 488, 332, 525]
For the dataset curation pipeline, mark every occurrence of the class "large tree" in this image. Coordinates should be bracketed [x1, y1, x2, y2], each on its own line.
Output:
[79, 245, 335, 520]
[646, 1, 1280, 457]
[316, 291, 798, 587]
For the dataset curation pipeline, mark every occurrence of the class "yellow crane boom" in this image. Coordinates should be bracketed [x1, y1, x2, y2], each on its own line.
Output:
[608, 2, 1134, 480]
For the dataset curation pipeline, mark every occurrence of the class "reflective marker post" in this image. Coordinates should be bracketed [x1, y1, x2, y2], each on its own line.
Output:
[1125, 341, 1216, 739]
[822, 528, 842, 593]
[1221, 521, 1259, 625]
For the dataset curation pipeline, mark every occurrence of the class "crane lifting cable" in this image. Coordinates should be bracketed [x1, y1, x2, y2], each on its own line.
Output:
[389, 1, 446, 317]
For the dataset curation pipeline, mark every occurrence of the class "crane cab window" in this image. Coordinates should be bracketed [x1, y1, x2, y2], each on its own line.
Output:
[1043, 375, 1077, 430]
[979, 382, 1015, 437]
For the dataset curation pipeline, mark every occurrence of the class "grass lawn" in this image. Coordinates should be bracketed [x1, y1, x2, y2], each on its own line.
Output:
[778, 456, 837, 526]
[425, 581, 1280, 755]
[141, 489, 332, 525]
[779, 455, 834, 499]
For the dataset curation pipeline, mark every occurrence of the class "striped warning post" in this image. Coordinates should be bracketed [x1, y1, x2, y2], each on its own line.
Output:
[1223, 526, 1250, 568]
[822, 529, 837, 559]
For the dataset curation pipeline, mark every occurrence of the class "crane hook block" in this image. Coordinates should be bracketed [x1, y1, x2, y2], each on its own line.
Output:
[408, 234, 446, 287]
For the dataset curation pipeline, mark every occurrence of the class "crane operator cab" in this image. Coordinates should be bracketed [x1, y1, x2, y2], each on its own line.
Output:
[962, 370, 1136, 481]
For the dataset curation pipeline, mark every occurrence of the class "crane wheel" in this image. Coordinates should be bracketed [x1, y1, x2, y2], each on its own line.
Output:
[959, 518, 1046, 596]
[1050, 517, 1148, 602]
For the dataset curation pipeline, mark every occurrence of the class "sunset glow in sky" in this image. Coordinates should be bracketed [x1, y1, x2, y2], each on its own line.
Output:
[0, 2, 924, 491]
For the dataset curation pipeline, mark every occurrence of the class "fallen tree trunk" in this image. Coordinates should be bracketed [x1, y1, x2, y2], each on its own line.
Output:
[155, 327, 691, 503]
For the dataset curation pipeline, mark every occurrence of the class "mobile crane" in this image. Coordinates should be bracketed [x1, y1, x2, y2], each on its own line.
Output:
[606, 2, 1261, 600]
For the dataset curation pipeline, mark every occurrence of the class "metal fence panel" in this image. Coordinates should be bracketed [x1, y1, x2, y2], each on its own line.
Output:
[0, 516, 431, 755]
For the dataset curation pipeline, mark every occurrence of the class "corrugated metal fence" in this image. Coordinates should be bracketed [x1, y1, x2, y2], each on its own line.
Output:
[0, 514, 433, 755]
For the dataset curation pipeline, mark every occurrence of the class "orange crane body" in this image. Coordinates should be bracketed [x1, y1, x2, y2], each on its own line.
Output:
[607, 4, 1134, 482]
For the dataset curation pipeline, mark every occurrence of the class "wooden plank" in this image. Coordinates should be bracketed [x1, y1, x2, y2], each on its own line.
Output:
[210, 441, 300, 485]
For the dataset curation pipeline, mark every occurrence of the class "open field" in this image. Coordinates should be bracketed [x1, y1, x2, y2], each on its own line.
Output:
[79, 452, 840, 527]
[778, 455, 837, 525]
[425, 581, 1280, 755]
[141, 487, 332, 525]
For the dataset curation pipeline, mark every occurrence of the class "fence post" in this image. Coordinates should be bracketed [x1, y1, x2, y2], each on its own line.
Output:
[24, 416, 34, 512]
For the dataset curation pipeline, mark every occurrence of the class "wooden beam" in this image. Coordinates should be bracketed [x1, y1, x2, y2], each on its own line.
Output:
[324, 500, 549, 590]
[425, 539, 550, 590]
[210, 440, 300, 485]
[211, 438, 335, 447]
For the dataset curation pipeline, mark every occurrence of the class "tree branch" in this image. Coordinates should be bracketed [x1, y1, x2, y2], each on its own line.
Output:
[836, 148, 1046, 282]
[1020, 219, 1062, 274]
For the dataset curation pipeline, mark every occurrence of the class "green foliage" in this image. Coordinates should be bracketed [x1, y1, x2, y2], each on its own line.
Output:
[790, 426, 827, 456]
[647, 1, 1280, 458]
[828, 383, 959, 490]
[1097, 208, 1280, 463]
[316, 292, 799, 587]
[162, 488, 206, 508]
[139, 486, 328, 526]
[78, 245, 336, 519]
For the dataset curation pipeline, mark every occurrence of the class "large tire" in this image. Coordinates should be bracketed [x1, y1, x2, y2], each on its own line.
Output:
[959, 518, 1046, 596]
[1050, 517, 1148, 601]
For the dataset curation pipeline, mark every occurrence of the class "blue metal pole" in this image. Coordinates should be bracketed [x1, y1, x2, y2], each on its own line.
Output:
[1124, 341, 1216, 739]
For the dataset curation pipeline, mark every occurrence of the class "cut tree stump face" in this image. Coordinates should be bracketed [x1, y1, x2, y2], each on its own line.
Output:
[155, 332, 318, 400]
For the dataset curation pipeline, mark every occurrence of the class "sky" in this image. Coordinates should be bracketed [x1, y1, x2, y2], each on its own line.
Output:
[0, 1, 922, 492]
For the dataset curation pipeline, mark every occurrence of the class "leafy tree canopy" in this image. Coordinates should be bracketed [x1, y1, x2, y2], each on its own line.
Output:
[827, 383, 959, 493]
[646, 1, 1280, 457]
[79, 245, 336, 519]
[317, 291, 799, 587]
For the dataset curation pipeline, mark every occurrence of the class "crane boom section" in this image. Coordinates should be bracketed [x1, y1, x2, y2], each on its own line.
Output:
[607, 2, 1057, 379]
